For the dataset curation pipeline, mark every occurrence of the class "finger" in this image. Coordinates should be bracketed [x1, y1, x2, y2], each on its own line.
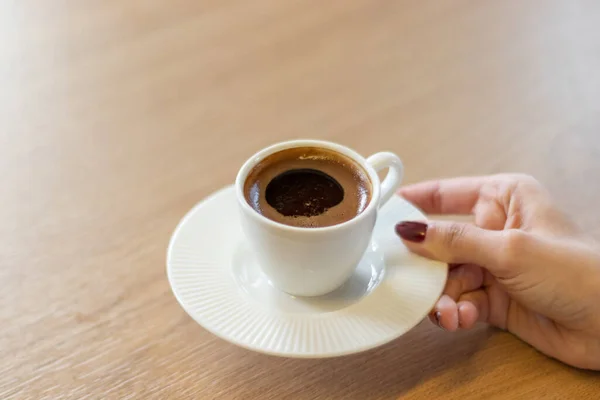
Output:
[449, 264, 495, 286]
[457, 301, 479, 329]
[398, 177, 488, 215]
[429, 294, 459, 332]
[457, 290, 490, 328]
[483, 269, 496, 287]
[395, 220, 504, 269]
[443, 264, 485, 300]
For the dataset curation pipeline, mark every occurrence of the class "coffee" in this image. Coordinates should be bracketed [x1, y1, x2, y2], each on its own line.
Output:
[244, 147, 372, 228]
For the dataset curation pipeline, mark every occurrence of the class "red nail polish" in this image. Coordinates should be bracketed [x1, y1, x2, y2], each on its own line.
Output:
[395, 221, 428, 243]
[434, 311, 442, 326]
[434, 311, 448, 331]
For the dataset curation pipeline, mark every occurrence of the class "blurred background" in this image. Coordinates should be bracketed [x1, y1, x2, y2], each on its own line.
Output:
[1, 1, 599, 398]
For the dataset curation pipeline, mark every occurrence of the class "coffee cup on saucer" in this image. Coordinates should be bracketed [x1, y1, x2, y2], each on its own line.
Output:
[168, 139, 446, 357]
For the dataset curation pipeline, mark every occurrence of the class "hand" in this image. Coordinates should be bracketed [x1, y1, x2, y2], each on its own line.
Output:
[395, 174, 600, 370]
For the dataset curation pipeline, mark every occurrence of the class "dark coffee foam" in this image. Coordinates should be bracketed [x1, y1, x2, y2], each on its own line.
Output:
[265, 169, 344, 217]
[244, 147, 372, 228]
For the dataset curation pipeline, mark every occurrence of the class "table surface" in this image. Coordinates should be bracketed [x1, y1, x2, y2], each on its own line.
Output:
[2, 1, 600, 399]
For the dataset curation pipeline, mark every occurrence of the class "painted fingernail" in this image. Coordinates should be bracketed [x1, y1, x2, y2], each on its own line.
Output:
[434, 311, 443, 328]
[395, 221, 428, 243]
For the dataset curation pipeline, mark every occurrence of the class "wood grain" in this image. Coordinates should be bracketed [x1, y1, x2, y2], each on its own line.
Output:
[1, 0, 600, 398]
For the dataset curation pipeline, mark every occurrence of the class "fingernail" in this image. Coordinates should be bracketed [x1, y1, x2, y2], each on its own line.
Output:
[395, 221, 428, 243]
[434, 311, 447, 331]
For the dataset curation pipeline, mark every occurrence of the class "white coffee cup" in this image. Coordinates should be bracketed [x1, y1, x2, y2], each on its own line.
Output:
[235, 139, 404, 297]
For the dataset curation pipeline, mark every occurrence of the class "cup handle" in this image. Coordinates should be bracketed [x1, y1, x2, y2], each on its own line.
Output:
[366, 152, 404, 208]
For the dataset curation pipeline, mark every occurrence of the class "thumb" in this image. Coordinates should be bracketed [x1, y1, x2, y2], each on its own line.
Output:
[395, 220, 503, 269]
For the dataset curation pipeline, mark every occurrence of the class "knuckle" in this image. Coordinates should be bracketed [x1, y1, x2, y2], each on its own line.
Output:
[510, 173, 541, 190]
[449, 264, 482, 293]
[427, 181, 443, 213]
[495, 173, 539, 188]
[443, 223, 468, 249]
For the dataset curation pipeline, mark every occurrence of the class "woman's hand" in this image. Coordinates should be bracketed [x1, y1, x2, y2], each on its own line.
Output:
[395, 174, 600, 370]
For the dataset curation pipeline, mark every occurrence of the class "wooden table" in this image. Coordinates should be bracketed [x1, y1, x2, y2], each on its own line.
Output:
[2, 1, 600, 398]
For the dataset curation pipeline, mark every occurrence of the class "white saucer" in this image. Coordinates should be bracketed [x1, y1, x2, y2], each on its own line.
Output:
[167, 186, 447, 358]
